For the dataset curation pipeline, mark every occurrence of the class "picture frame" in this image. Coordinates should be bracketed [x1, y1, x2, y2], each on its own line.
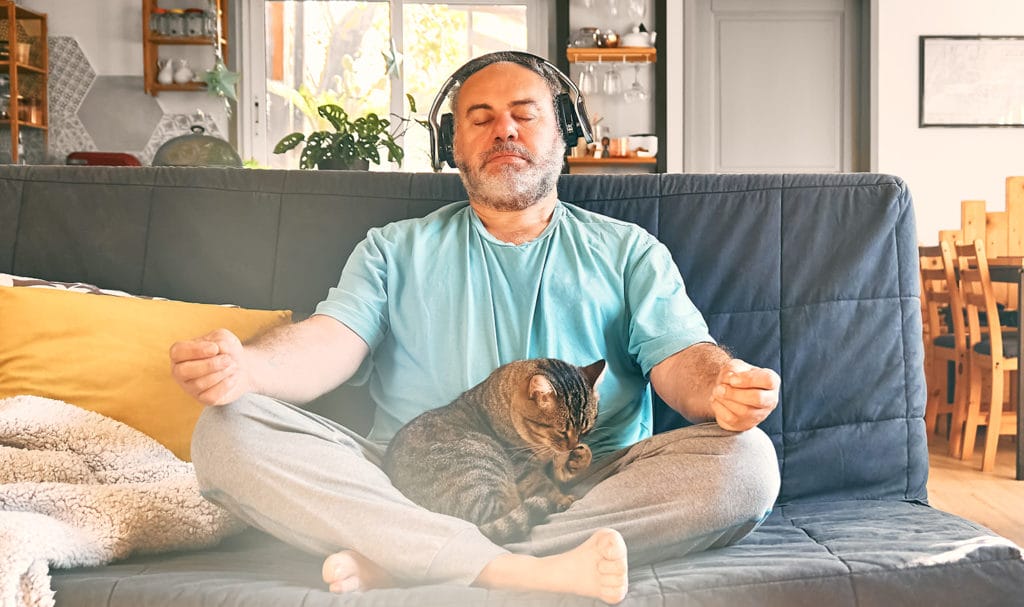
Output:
[919, 35, 1024, 127]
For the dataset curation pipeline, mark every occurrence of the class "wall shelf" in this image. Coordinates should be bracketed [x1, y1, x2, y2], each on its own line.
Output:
[0, 1, 48, 164]
[566, 47, 656, 64]
[567, 156, 657, 167]
[142, 0, 228, 96]
[150, 82, 206, 93]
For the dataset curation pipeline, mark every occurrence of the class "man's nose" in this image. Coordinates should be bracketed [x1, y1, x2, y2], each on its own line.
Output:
[492, 114, 518, 141]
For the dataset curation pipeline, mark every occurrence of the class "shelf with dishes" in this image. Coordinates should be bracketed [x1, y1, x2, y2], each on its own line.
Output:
[567, 156, 655, 167]
[0, 60, 45, 74]
[142, 0, 228, 96]
[0, 118, 46, 129]
[0, 0, 48, 163]
[150, 81, 206, 93]
[566, 47, 656, 64]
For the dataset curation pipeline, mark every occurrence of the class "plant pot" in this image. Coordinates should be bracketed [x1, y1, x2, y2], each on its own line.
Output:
[316, 157, 370, 171]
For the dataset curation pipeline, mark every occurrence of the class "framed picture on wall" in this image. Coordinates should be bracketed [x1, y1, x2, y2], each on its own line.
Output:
[919, 35, 1024, 127]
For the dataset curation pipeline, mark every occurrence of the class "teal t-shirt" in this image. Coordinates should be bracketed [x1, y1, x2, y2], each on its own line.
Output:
[314, 201, 713, 457]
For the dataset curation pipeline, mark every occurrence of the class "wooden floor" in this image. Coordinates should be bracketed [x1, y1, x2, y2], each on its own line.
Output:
[926, 430, 1024, 547]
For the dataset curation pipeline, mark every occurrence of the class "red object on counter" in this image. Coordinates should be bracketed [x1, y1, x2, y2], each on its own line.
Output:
[65, 152, 142, 166]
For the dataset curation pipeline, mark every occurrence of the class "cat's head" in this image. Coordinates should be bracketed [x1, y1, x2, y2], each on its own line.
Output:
[508, 358, 605, 459]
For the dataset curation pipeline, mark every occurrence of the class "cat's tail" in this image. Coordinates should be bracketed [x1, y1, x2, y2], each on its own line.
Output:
[478, 496, 554, 544]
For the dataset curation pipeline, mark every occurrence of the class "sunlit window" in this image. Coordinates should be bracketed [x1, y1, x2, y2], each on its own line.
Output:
[255, 1, 535, 172]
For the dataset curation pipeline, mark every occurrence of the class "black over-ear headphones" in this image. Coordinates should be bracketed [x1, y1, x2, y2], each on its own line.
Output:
[427, 51, 593, 171]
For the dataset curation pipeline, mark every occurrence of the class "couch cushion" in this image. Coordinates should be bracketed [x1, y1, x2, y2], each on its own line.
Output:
[972, 332, 1020, 358]
[49, 500, 1024, 607]
[0, 285, 291, 460]
[646, 174, 926, 505]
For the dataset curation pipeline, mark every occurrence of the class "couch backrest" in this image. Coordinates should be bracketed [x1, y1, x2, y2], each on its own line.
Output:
[0, 166, 926, 505]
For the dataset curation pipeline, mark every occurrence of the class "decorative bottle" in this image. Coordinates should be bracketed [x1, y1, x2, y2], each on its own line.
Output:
[157, 59, 174, 85]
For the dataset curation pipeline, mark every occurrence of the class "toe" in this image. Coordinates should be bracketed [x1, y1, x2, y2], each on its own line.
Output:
[595, 528, 628, 560]
[598, 558, 627, 575]
[322, 551, 356, 584]
[328, 575, 361, 594]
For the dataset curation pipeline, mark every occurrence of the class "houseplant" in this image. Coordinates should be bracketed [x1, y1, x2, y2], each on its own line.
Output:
[273, 96, 421, 170]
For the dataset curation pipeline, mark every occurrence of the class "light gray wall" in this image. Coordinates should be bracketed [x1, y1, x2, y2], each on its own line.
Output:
[20, 0, 229, 164]
[21, 1, 1024, 244]
[873, 0, 1024, 245]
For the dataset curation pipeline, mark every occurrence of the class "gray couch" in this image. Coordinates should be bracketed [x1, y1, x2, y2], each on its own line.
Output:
[1, 165, 1022, 606]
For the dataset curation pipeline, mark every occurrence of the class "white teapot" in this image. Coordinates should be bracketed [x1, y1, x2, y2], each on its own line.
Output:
[619, 27, 656, 48]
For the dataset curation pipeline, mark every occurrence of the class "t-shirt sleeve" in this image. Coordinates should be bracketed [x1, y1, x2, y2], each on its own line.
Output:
[625, 237, 715, 376]
[313, 229, 390, 351]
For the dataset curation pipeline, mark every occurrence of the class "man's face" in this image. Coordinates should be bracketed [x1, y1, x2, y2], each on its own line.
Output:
[452, 62, 566, 212]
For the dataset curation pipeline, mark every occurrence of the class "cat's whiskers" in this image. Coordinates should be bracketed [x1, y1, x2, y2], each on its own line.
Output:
[579, 425, 613, 443]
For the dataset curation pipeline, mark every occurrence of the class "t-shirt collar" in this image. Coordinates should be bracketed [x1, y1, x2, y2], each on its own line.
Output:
[467, 200, 565, 248]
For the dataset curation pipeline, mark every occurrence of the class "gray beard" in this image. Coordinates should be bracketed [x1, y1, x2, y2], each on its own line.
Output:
[456, 137, 565, 212]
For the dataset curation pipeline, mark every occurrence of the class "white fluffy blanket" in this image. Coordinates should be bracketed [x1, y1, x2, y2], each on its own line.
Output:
[0, 395, 245, 607]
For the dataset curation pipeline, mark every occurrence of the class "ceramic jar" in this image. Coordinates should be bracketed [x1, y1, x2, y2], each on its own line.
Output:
[597, 29, 620, 48]
[173, 59, 195, 84]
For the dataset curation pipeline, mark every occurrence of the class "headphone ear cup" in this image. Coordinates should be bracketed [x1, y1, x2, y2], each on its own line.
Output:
[553, 93, 579, 148]
[439, 113, 456, 168]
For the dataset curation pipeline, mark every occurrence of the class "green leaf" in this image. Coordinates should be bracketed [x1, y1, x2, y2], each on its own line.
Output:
[382, 139, 404, 167]
[273, 132, 305, 154]
[299, 144, 323, 170]
[318, 104, 349, 133]
[406, 93, 417, 114]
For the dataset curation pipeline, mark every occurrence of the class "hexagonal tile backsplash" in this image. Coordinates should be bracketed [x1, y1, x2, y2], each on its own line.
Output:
[78, 76, 164, 153]
[49, 36, 95, 119]
[44, 35, 228, 165]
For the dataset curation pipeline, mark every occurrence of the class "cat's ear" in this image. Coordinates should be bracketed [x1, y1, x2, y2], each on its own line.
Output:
[581, 360, 607, 390]
[529, 374, 556, 407]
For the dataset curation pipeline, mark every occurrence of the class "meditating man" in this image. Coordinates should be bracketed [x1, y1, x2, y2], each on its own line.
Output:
[170, 51, 781, 604]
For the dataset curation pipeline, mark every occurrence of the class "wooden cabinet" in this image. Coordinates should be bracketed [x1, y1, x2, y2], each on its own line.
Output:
[0, 1, 47, 164]
[142, 0, 228, 95]
[556, 0, 665, 173]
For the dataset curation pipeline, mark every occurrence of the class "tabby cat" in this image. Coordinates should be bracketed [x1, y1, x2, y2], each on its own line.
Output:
[384, 358, 605, 544]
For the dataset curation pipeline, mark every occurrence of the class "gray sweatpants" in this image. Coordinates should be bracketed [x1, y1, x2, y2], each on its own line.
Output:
[191, 393, 780, 586]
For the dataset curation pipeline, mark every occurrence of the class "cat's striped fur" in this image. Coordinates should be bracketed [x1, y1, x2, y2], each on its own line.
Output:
[384, 358, 605, 544]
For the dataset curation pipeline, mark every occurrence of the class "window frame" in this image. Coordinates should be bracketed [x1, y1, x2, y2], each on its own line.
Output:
[233, 0, 550, 167]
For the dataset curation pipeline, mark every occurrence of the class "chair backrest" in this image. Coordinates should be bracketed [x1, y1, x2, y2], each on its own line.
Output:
[919, 242, 965, 347]
[956, 240, 1004, 357]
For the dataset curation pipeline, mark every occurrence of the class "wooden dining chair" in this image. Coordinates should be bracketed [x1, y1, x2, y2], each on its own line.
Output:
[919, 243, 965, 436]
[950, 240, 1019, 472]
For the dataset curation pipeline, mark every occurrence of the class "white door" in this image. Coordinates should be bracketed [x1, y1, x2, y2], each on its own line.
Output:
[682, 0, 862, 172]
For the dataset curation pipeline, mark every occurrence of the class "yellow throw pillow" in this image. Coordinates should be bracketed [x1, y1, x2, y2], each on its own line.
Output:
[0, 286, 292, 460]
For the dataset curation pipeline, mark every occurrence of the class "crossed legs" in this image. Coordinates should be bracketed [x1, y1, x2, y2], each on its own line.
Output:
[191, 394, 779, 603]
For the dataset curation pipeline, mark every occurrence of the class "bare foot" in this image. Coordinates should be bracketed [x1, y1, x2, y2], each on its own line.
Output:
[322, 550, 396, 593]
[475, 528, 629, 604]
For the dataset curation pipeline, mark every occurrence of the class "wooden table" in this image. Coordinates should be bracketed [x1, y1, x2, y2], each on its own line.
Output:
[986, 256, 1024, 480]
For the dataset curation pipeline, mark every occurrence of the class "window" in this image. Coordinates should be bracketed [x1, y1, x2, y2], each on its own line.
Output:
[236, 0, 547, 171]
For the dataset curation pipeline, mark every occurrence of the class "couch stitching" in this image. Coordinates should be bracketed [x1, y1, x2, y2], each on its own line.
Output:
[7, 169, 26, 273]
[668, 555, 1023, 596]
[783, 504, 859, 603]
[779, 180, 788, 502]
[897, 179, 915, 501]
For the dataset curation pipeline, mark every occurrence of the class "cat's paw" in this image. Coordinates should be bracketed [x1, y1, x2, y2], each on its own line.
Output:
[554, 493, 576, 512]
[565, 444, 592, 475]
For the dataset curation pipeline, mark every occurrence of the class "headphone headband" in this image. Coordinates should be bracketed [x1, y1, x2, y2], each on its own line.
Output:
[427, 51, 593, 171]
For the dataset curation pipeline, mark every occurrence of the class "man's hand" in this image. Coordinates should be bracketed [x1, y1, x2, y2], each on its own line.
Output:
[710, 359, 780, 431]
[169, 328, 253, 406]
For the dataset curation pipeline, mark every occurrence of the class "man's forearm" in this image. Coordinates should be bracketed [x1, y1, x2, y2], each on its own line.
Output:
[649, 342, 731, 424]
[243, 315, 369, 405]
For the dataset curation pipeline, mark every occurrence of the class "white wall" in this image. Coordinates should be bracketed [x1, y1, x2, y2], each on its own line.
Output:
[22, 0, 229, 136]
[874, 0, 1024, 244]
[24, 0, 141, 75]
